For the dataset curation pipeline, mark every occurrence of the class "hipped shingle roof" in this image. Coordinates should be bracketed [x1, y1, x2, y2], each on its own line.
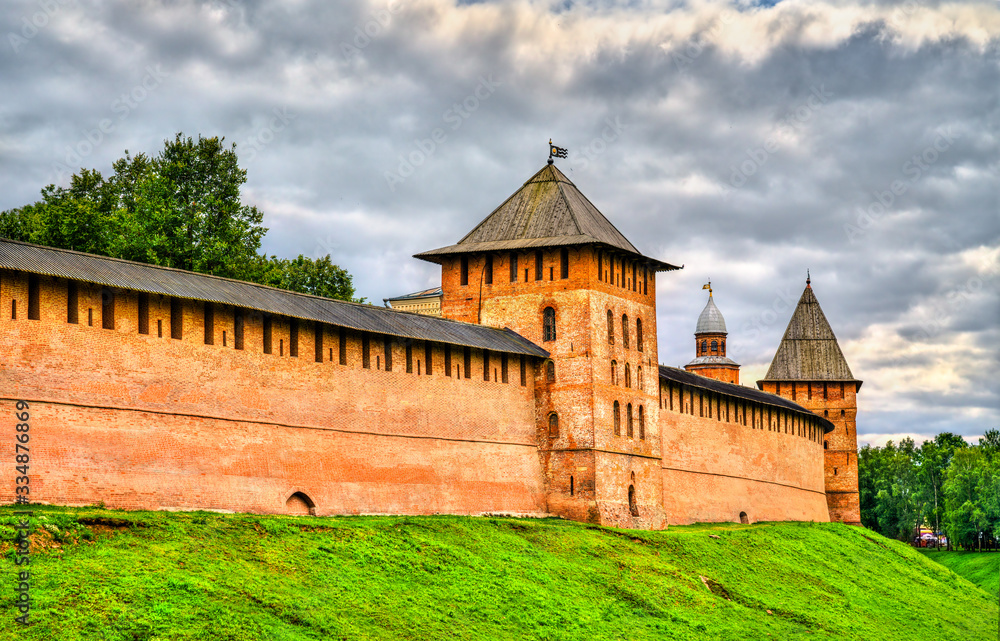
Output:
[415, 163, 681, 272]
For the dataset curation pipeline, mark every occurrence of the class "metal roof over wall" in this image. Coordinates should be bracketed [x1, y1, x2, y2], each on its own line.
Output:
[659, 365, 835, 433]
[0, 238, 548, 358]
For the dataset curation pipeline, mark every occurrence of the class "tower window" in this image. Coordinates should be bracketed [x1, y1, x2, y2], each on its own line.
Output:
[546, 361, 555, 382]
[570, 476, 574, 496]
[560, 248, 569, 279]
[383, 337, 393, 371]
[631, 262, 637, 292]
[607, 310, 614, 344]
[548, 413, 559, 438]
[628, 485, 639, 516]
[597, 251, 603, 282]
[263, 316, 272, 353]
[824, 441, 828, 450]
[362, 334, 371, 368]
[463, 347, 471, 378]
[535, 250, 543, 281]
[701, 339, 707, 354]
[611, 360, 617, 385]
[711, 340, 718, 353]
[425, 342, 433, 375]
[484, 254, 493, 285]
[625, 363, 631, 388]
[639, 405, 645, 440]
[627, 403, 634, 437]
[509, 252, 518, 282]
[542, 307, 556, 342]
[501, 353, 509, 383]
[339, 330, 348, 365]
[637, 365, 643, 391]
[406, 341, 413, 373]
[483, 350, 490, 381]
[460, 256, 469, 286]
[520, 356, 526, 386]
[289, 320, 299, 357]
[444, 345, 452, 377]
[636, 319, 643, 352]
[721, 340, 726, 354]
[643, 268, 648, 295]
[613, 401, 621, 436]
[621, 314, 629, 349]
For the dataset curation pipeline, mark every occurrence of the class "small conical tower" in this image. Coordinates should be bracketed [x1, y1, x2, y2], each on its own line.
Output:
[684, 282, 740, 384]
[757, 274, 862, 525]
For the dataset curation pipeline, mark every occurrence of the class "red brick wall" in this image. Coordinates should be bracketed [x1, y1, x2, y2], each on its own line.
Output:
[658, 381, 830, 524]
[0, 270, 547, 516]
[760, 381, 861, 524]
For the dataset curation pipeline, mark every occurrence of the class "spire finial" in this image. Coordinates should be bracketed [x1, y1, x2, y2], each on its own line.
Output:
[806, 269, 811, 288]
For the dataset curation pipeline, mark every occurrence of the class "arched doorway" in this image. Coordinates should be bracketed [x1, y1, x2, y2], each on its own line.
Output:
[628, 485, 639, 517]
[739, 511, 749, 525]
[285, 492, 316, 516]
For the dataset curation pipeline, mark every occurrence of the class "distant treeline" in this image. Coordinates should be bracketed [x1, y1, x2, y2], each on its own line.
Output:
[859, 430, 1000, 550]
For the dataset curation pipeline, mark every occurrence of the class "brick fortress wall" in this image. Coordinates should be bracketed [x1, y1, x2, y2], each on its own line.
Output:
[0, 269, 547, 517]
[658, 380, 830, 525]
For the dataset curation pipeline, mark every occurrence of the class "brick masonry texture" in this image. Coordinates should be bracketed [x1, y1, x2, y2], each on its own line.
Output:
[0, 233, 848, 528]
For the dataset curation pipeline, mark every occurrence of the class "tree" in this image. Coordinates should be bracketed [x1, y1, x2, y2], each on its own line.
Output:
[944, 447, 988, 550]
[915, 432, 969, 548]
[0, 134, 359, 302]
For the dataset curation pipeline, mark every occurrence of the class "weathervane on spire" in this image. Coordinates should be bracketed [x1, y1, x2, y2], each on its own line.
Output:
[548, 139, 568, 164]
[806, 269, 811, 288]
[702, 279, 712, 296]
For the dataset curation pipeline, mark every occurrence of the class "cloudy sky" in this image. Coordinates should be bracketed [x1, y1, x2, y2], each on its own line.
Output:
[2, 0, 997, 446]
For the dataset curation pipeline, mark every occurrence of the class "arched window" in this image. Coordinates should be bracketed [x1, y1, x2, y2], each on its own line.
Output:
[627, 403, 634, 437]
[636, 319, 643, 352]
[711, 340, 718, 353]
[546, 361, 556, 382]
[637, 365, 643, 391]
[721, 340, 725, 354]
[611, 360, 617, 385]
[613, 401, 621, 435]
[548, 413, 559, 438]
[701, 339, 707, 354]
[628, 485, 639, 516]
[607, 310, 614, 344]
[625, 363, 631, 388]
[542, 307, 556, 342]
[639, 405, 645, 440]
[622, 314, 630, 348]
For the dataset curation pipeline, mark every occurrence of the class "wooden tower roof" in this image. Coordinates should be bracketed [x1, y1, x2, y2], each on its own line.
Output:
[759, 282, 862, 390]
[415, 163, 680, 272]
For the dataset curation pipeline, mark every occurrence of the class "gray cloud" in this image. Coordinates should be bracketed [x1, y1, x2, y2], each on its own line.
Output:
[1, 0, 997, 442]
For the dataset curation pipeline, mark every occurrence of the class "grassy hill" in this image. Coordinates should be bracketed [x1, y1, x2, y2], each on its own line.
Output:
[1, 505, 996, 640]
[920, 549, 1000, 598]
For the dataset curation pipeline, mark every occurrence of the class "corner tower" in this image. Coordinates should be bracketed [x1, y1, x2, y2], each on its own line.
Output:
[684, 283, 740, 384]
[757, 276, 862, 525]
[416, 160, 681, 529]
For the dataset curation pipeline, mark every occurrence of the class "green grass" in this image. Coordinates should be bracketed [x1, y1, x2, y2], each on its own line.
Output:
[919, 548, 1000, 598]
[0, 505, 995, 640]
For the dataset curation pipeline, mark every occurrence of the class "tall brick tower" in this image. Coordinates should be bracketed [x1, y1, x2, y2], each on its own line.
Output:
[683, 283, 740, 384]
[757, 276, 862, 525]
[416, 160, 681, 528]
